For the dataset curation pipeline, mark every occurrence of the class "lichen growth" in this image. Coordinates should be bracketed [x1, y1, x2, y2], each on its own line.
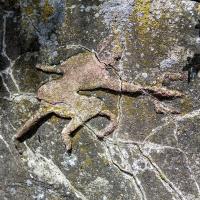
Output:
[41, 0, 54, 22]
[24, 6, 34, 15]
[81, 155, 93, 170]
[132, 0, 160, 40]
[16, 99, 39, 123]
[23, 0, 54, 22]
[49, 115, 60, 124]
[180, 96, 194, 114]
[126, 0, 193, 69]
[128, 0, 167, 67]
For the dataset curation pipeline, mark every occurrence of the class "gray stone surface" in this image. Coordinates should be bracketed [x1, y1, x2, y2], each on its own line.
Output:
[1, 0, 200, 199]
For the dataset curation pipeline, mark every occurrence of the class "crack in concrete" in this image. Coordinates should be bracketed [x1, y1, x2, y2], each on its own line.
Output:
[82, 123, 147, 200]
[137, 144, 186, 200]
[107, 136, 188, 200]
[112, 143, 147, 200]
[178, 149, 200, 196]
[143, 119, 171, 142]
[106, 137, 200, 200]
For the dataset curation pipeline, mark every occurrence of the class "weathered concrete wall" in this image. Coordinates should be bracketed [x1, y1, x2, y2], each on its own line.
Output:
[1, 0, 200, 199]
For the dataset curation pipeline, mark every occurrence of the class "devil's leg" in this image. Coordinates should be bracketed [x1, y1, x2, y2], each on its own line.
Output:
[61, 117, 84, 151]
[95, 109, 118, 138]
[15, 106, 53, 139]
[15, 102, 71, 140]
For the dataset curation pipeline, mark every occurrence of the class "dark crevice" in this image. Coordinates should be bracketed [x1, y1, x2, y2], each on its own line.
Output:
[145, 91, 181, 101]
[183, 54, 200, 83]
[183, 9, 200, 83]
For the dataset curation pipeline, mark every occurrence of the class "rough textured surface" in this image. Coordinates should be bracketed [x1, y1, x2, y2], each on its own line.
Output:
[1, 0, 200, 199]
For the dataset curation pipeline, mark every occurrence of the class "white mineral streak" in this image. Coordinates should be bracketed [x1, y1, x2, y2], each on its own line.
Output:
[0, 134, 13, 155]
[10, 93, 38, 104]
[84, 124, 147, 200]
[141, 151, 187, 200]
[144, 109, 200, 196]
[105, 105, 200, 199]
[176, 108, 200, 121]
[0, 115, 18, 164]
[61, 152, 78, 170]
[2, 12, 13, 63]
[0, 114, 13, 155]
[24, 144, 88, 200]
[1, 11, 21, 96]
[0, 13, 37, 103]
[0, 73, 11, 95]
[108, 144, 148, 200]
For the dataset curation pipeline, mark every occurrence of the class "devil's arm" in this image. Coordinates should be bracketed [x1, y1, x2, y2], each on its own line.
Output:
[79, 76, 183, 98]
[36, 64, 64, 74]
